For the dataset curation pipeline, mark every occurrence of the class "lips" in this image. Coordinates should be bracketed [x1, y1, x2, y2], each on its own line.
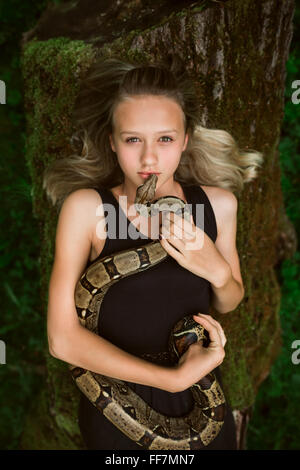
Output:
[138, 172, 160, 179]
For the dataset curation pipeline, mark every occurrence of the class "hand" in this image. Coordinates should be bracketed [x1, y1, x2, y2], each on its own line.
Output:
[192, 312, 227, 349]
[159, 212, 230, 286]
[174, 313, 226, 392]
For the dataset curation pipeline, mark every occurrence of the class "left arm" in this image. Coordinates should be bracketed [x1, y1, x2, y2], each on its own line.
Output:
[208, 190, 245, 313]
[159, 188, 244, 314]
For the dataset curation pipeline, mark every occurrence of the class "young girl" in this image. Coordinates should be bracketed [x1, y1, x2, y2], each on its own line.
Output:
[44, 57, 263, 450]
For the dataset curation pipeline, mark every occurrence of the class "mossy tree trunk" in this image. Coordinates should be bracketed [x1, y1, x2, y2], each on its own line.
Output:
[19, 0, 295, 450]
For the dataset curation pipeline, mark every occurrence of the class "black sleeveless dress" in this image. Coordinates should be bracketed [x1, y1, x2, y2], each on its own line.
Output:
[78, 182, 237, 450]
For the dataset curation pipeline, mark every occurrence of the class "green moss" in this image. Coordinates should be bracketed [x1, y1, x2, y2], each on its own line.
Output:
[21, 353, 86, 450]
[221, 346, 256, 410]
[21, 37, 96, 220]
[20, 37, 96, 449]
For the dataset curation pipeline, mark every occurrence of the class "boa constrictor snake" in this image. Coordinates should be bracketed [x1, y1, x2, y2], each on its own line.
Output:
[69, 174, 226, 450]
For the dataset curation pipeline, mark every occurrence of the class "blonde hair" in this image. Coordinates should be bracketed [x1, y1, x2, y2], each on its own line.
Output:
[43, 56, 263, 210]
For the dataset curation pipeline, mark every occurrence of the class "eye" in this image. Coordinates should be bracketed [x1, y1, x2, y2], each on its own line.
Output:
[125, 136, 173, 143]
[126, 137, 140, 143]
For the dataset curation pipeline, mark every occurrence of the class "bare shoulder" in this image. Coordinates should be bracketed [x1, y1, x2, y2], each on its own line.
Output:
[62, 187, 102, 210]
[200, 185, 238, 236]
[57, 188, 106, 265]
[60, 188, 103, 233]
[200, 185, 238, 212]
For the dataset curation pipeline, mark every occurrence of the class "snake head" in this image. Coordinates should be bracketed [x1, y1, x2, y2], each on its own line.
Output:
[135, 174, 158, 205]
[169, 314, 210, 361]
[134, 174, 158, 217]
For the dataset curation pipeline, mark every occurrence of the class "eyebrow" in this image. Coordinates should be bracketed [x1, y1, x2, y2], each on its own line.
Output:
[120, 129, 178, 135]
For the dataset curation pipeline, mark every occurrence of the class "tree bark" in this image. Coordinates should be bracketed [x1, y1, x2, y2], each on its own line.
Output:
[20, 0, 295, 450]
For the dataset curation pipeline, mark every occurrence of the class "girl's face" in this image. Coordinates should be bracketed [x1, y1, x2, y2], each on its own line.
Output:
[109, 95, 188, 192]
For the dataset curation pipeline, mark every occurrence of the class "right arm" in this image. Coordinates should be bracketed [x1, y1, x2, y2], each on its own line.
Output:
[47, 189, 225, 394]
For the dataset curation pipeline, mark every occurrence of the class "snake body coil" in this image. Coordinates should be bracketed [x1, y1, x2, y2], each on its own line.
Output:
[69, 174, 226, 450]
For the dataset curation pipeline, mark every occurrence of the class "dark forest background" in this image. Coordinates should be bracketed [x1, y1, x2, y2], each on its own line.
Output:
[0, 0, 299, 450]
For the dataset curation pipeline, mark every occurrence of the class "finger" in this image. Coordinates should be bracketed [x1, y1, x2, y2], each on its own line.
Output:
[203, 315, 226, 348]
[171, 212, 195, 236]
[192, 314, 225, 347]
[197, 314, 227, 347]
[194, 313, 218, 325]
[159, 236, 185, 261]
[185, 229, 205, 251]
[174, 221, 195, 241]
[160, 226, 186, 250]
[197, 314, 223, 331]
[161, 220, 194, 241]
[164, 213, 195, 238]
[218, 327, 227, 347]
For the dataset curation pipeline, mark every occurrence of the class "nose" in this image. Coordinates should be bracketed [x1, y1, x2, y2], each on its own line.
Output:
[140, 141, 158, 167]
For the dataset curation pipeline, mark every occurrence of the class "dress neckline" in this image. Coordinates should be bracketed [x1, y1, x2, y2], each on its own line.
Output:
[107, 183, 190, 240]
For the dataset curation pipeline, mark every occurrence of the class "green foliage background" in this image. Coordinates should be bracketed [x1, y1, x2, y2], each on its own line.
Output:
[246, 6, 300, 450]
[0, 0, 299, 450]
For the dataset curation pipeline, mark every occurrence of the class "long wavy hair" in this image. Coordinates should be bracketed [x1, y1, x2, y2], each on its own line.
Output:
[43, 56, 264, 210]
